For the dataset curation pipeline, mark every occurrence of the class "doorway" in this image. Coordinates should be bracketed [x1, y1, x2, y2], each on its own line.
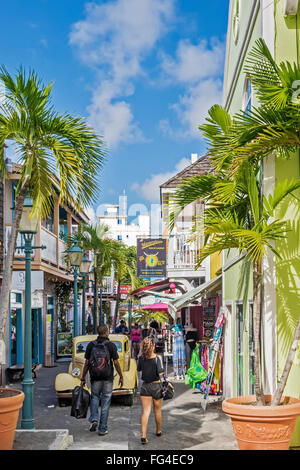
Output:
[248, 302, 255, 395]
[236, 302, 244, 396]
[32, 308, 43, 365]
[10, 292, 23, 366]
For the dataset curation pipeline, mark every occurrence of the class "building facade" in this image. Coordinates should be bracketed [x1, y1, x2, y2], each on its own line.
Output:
[222, 0, 300, 446]
[0, 163, 90, 384]
[160, 153, 219, 291]
[98, 192, 150, 247]
[160, 153, 222, 333]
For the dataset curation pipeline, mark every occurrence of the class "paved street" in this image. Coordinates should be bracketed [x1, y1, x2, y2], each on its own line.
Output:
[11, 360, 238, 451]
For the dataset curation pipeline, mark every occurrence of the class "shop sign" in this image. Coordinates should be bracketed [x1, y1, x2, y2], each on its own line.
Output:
[12, 270, 44, 291]
[32, 291, 44, 309]
[120, 285, 131, 294]
[57, 332, 73, 356]
[137, 238, 167, 278]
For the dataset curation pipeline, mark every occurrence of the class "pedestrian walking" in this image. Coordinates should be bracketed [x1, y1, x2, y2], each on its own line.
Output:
[116, 319, 129, 335]
[131, 322, 142, 360]
[172, 321, 186, 380]
[80, 324, 124, 436]
[137, 337, 164, 445]
[141, 323, 149, 339]
[148, 320, 166, 366]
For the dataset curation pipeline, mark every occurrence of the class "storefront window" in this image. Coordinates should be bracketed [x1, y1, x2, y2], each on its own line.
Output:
[10, 292, 22, 366]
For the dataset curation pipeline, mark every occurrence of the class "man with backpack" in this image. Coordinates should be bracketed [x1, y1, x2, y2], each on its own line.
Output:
[80, 324, 124, 436]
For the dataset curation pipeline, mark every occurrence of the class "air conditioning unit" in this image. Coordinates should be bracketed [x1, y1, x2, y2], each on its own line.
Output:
[284, 0, 299, 16]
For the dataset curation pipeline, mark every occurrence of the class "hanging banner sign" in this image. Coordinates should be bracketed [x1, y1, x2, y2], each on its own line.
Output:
[137, 238, 167, 278]
[120, 285, 131, 295]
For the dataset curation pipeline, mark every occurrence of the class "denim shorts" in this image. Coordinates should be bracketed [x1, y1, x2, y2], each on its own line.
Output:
[140, 382, 162, 400]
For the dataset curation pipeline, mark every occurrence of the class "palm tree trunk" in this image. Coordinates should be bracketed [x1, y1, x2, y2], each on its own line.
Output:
[272, 315, 300, 406]
[0, 178, 30, 349]
[253, 260, 265, 406]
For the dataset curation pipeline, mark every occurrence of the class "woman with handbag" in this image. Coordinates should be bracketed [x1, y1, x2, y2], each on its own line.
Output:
[137, 337, 165, 445]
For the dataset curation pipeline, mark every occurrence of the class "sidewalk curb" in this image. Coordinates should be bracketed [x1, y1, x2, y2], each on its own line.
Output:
[13, 429, 73, 450]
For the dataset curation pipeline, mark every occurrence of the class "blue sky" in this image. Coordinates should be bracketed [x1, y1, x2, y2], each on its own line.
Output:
[1, 0, 229, 221]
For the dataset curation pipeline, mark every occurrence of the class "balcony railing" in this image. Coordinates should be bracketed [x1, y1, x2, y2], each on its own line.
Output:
[101, 276, 114, 294]
[167, 233, 203, 270]
[6, 225, 67, 271]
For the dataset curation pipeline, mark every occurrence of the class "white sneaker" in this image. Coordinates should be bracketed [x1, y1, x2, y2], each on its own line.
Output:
[89, 421, 98, 432]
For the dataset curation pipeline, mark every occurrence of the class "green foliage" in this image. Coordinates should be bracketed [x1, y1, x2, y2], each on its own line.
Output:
[0, 66, 105, 219]
[54, 281, 73, 332]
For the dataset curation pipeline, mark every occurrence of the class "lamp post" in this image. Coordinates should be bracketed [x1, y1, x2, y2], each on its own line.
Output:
[79, 253, 91, 335]
[88, 270, 97, 333]
[67, 241, 83, 337]
[99, 287, 103, 325]
[128, 297, 132, 334]
[18, 195, 45, 430]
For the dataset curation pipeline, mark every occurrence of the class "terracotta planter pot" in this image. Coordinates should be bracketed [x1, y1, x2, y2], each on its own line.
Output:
[222, 395, 300, 450]
[0, 388, 25, 450]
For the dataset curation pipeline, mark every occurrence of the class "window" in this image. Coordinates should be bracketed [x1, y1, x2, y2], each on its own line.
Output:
[233, 0, 240, 43]
[117, 235, 122, 241]
[243, 79, 252, 114]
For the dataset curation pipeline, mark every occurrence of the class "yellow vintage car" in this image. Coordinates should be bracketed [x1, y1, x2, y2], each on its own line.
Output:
[55, 334, 138, 407]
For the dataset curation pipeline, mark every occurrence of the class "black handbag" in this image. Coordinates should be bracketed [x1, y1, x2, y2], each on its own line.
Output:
[70, 385, 90, 419]
[161, 380, 175, 400]
[156, 357, 174, 400]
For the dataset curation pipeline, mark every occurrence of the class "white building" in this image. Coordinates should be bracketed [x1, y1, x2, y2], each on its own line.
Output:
[98, 192, 150, 246]
[160, 153, 215, 291]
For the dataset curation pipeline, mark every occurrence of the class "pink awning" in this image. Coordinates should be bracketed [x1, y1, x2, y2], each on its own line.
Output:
[141, 302, 169, 312]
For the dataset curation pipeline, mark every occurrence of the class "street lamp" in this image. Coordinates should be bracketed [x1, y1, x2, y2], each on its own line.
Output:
[67, 241, 83, 337]
[80, 253, 91, 335]
[18, 195, 45, 430]
[89, 270, 98, 334]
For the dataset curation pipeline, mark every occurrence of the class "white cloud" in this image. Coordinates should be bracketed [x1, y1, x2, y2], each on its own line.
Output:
[69, 0, 174, 149]
[165, 78, 223, 139]
[159, 37, 225, 140]
[161, 38, 224, 84]
[131, 157, 190, 202]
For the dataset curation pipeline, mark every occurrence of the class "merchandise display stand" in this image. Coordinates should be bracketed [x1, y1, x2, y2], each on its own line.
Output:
[163, 352, 173, 377]
[201, 308, 225, 411]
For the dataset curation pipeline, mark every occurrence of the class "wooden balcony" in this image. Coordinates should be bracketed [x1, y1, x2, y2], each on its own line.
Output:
[7, 225, 69, 280]
[167, 233, 203, 271]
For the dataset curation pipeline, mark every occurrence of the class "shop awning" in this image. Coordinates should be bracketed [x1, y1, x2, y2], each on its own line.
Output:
[167, 274, 222, 317]
[140, 302, 169, 312]
[130, 278, 181, 299]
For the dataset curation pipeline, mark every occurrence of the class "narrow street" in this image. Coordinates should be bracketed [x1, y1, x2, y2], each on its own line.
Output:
[12, 361, 237, 451]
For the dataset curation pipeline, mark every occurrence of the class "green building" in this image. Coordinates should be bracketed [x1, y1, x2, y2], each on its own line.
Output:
[222, 0, 300, 446]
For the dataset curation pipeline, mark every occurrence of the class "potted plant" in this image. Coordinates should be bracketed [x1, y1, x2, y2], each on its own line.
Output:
[0, 388, 24, 450]
[169, 39, 300, 449]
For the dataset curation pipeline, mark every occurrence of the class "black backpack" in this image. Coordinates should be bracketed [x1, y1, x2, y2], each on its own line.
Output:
[88, 340, 111, 380]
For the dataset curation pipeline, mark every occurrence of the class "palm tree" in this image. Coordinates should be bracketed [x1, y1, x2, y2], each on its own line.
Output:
[199, 39, 300, 407]
[170, 38, 300, 407]
[68, 222, 113, 328]
[0, 67, 105, 347]
[199, 40, 300, 176]
[111, 241, 140, 332]
[170, 161, 300, 406]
